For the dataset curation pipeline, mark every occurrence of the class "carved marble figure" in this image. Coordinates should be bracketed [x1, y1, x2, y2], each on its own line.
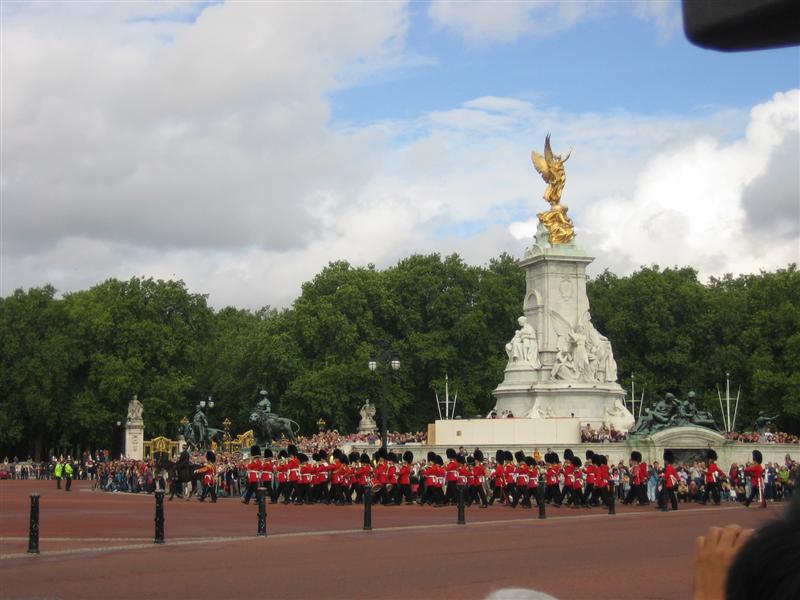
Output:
[127, 395, 144, 422]
[505, 316, 541, 368]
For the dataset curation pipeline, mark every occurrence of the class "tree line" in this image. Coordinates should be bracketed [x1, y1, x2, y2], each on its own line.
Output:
[1, 255, 797, 459]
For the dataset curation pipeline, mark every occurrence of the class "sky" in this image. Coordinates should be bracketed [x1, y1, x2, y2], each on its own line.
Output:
[2, 0, 799, 310]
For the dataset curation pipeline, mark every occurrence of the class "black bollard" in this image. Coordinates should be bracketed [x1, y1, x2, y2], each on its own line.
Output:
[538, 476, 546, 519]
[154, 490, 165, 544]
[363, 486, 372, 531]
[28, 493, 40, 554]
[457, 486, 465, 525]
[608, 485, 616, 515]
[257, 487, 267, 536]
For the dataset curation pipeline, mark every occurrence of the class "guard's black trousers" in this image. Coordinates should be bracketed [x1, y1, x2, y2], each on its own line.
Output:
[624, 484, 649, 505]
[701, 482, 720, 505]
[659, 486, 678, 510]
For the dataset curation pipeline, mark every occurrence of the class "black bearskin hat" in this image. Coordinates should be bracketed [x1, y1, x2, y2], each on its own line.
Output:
[427, 451, 437, 462]
[264, 448, 273, 459]
[706, 449, 717, 462]
[663, 449, 675, 464]
[473, 449, 484, 462]
[504, 450, 514, 462]
[525, 456, 535, 466]
[377, 447, 388, 460]
[403, 451, 414, 464]
[341, 455, 349, 465]
[550, 451, 560, 463]
[287, 444, 298, 457]
[250, 445, 261, 457]
[388, 452, 398, 463]
[312, 452, 320, 461]
[318, 450, 328, 460]
[446, 448, 457, 459]
[752, 449, 763, 464]
[332, 449, 344, 460]
[571, 456, 582, 468]
[278, 450, 287, 459]
[298, 453, 308, 463]
[586, 450, 595, 460]
[206, 450, 216, 463]
[564, 448, 574, 461]
[435, 455, 444, 466]
[515, 450, 526, 463]
[467, 455, 476, 465]
[631, 451, 642, 463]
[349, 451, 360, 463]
[361, 453, 371, 464]
[495, 449, 505, 463]
[457, 454, 466, 464]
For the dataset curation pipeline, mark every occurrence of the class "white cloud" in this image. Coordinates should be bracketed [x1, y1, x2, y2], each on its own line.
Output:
[2, 3, 796, 311]
[427, 0, 680, 45]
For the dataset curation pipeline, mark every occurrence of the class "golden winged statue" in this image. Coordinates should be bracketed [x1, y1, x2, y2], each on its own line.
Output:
[531, 135, 575, 244]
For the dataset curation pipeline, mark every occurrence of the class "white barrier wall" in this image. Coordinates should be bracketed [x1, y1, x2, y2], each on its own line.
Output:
[431, 417, 581, 446]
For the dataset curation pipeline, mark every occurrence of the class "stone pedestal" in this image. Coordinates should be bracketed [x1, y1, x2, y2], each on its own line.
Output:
[124, 420, 144, 460]
[493, 225, 633, 430]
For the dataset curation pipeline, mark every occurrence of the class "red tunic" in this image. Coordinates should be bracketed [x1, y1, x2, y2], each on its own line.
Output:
[586, 464, 597, 486]
[261, 459, 273, 484]
[745, 464, 764, 485]
[357, 464, 372, 486]
[492, 464, 506, 488]
[634, 462, 647, 486]
[276, 461, 288, 483]
[287, 457, 300, 482]
[246, 458, 262, 484]
[503, 463, 516, 485]
[663, 464, 678, 489]
[705, 463, 722, 484]
[398, 464, 411, 485]
[528, 467, 539, 488]
[572, 467, 583, 490]
[471, 464, 486, 487]
[446, 460, 459, 482]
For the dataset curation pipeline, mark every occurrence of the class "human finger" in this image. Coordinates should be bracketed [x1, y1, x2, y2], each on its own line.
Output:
[694, 535, 706, 554]
[706, 526, 723, 546]
[719, 524, 743, 547]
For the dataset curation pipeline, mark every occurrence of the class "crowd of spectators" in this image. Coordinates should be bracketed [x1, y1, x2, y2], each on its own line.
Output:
[580, 424, 628, 443]
[284, 430, 427, 453]
[725, 431, 800, 444]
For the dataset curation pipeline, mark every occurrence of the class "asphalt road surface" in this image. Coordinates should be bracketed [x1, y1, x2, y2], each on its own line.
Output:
[0, 480, 780, 599]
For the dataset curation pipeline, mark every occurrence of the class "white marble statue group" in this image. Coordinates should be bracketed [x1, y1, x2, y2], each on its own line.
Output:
[505, 311, 618, 384]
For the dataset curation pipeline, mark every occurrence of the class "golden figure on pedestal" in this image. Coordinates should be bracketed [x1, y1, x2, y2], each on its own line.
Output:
[531, 135, 575, 244]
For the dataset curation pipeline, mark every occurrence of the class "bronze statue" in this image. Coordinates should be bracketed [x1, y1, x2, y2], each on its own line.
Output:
[249, 391, 300, 446]
[631, 392, 720, 435]
[531, 135, 575, 244]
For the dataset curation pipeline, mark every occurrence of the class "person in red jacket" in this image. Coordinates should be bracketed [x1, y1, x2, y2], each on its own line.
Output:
[397, 451, 414, 505]
[623, 451, 649, 506]
[195, 451, 218, 503]
[562, 449, 576, 506]
[488, 450, 506, 506]
[744, 449, 766, 508]
[444, 448, 460, 505]
[544, 452, 563, 507]
[261, 448, 276, 503]
[276, 449, 290, 503]
[584, 450, 597, 506]
[570, 455, 585, 508]
[510, 451, 529, 508]
[354, 453, 372, 504]
[700, 449, 723, 506]
[467, 450, 489, 508]
[660, 449, 679, 511]
[242, 445, 262, 505]
[525, 456, 542, 508]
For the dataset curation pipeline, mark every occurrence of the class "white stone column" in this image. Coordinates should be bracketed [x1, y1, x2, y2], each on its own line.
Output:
[124, 419, 144, 460]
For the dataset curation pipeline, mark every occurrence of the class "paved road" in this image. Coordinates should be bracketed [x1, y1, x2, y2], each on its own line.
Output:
[0, 480, 780, 599]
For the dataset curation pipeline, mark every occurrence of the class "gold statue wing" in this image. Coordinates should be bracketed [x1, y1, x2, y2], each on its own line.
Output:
[543, 133, 554, 165]
[531, 150, 552, 183]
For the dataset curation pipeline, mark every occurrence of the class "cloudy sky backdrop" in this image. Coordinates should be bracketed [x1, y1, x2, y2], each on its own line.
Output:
[2, 1, 798, 309]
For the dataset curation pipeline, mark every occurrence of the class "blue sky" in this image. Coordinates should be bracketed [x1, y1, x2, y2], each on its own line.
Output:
[2, 1, 798, 308]
[331, 3, 799, 126]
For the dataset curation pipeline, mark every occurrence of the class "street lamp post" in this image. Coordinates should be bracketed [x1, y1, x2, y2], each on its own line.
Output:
[116, 420, 123, 459]
[368, 341, 400, 450]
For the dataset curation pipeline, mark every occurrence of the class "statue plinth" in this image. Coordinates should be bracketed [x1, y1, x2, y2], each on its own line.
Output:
[493, 227, 633, 430]
[124, 419, 144, 460]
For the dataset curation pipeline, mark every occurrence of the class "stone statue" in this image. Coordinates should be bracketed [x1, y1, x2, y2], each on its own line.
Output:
[505, 316, 541, 368]
[249, 392, 300, 446]
[127, 395, 144, 422]
[358, 400, 377, 433]
[604, 398, 635, 431]
[755, 411, 779, 433]
[531, 135, 574, 244]
[528, 399, 554, 419]
[192, 405, 208, 448]
[178, 418, 223, 451]
[550, 337, 577, 380]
